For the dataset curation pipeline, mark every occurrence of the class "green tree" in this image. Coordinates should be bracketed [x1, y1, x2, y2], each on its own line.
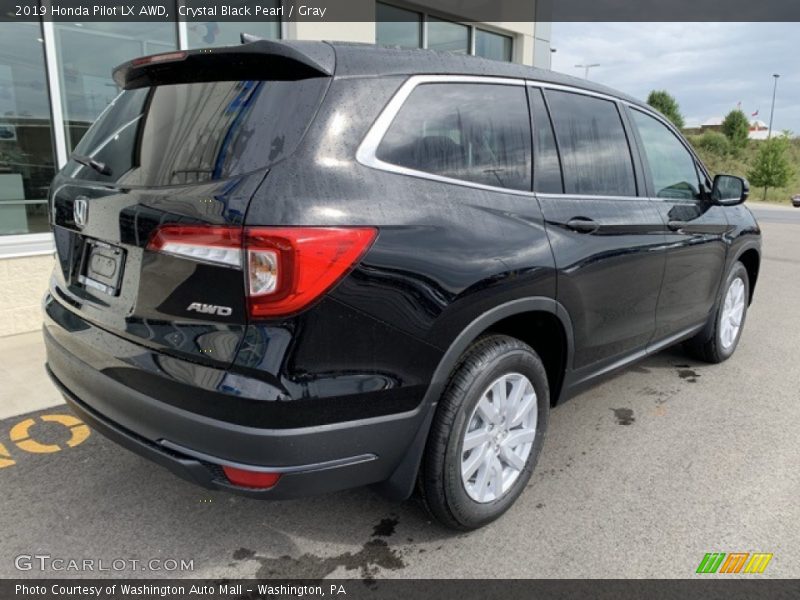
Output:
[748, 137, 793, 199]
[690, 131, 729, 156]
[647, 90, 685, 128]
[721, 109, 750, 149]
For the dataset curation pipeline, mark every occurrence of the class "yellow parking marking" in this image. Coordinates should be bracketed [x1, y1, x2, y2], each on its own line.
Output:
[42, 414, 91, 447]
[0, 442, 15, 469]
[9, 414, 91, 454]
[10, 418, 60, 454]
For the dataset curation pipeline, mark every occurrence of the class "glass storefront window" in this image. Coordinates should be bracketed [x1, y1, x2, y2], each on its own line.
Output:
[376, 4, 514, 61]
[427, 17, 470, 54]
[475, 29, 513, 62]
[53, 22, 177, 152]
[376, 2, 422, 49]
[0, 23, 55, 235]
[185, 1, 281, 48]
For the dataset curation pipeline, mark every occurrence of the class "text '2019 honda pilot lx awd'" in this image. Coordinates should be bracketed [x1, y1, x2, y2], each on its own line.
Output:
[43, 40, 761, 530]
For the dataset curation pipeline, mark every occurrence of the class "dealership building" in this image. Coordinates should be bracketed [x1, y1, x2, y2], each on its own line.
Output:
[0, 2, 552, 336]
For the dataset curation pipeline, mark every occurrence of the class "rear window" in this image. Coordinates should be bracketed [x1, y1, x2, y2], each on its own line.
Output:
[375, 83, 532, 191]
[67, 78, 327, 186]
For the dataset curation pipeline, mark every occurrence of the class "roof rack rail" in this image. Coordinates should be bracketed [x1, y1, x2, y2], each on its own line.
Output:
[240, 33, 263, 44]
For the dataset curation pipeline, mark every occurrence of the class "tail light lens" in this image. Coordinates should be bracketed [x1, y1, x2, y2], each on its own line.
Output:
[245, 227, 376, 318]
[147, 225, 242, 267]
[147, 225, 377, 318]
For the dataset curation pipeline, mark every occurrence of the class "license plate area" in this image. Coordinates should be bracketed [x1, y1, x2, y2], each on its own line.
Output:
[78, 239, 126, 296]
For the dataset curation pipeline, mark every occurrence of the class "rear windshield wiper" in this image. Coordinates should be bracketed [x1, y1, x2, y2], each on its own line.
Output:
[71, 153, 113, 177]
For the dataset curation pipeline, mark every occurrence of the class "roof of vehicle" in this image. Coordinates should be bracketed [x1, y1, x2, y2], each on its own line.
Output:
[325, 41, 649, 110]
[116, 39, 650, 112]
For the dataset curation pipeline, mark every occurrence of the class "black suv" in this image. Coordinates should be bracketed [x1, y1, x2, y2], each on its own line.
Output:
[44, 41, 761, 530]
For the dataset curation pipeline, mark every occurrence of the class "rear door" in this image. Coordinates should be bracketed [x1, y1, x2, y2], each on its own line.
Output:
[530, 86, 666, 374]
[625, 107, 729, 340]
[49, 51, 331, 367]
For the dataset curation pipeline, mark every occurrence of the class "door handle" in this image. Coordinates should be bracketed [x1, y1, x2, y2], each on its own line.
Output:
[668, 220, 687, 231]
[566, 218, 599, 234]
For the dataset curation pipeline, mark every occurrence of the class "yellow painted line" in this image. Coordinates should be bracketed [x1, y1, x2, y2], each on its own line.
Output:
[0, 442, 15, 469]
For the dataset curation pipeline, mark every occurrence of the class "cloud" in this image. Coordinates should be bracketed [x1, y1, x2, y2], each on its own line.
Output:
[551, 22, 798, 134]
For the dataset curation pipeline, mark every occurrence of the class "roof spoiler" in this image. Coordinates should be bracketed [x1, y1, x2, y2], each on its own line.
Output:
[113, 39, 334, 89]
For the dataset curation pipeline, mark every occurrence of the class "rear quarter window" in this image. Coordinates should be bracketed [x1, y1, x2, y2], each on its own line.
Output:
[375, 82, 532, 191]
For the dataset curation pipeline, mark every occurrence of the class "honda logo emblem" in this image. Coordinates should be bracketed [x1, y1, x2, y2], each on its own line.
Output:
[74, 198, 88, 229]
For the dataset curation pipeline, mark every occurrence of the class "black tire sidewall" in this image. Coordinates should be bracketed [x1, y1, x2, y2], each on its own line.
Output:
[715, 262, 749, 360]
[441, 344, 549, 529]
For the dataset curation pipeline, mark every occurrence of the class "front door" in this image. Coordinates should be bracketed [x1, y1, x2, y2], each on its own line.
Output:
[626, 107, 729, 340]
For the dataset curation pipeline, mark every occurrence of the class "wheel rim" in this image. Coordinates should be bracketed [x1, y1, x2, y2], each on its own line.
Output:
[720, 277, 746, 350]
[460, 372, 537, 503]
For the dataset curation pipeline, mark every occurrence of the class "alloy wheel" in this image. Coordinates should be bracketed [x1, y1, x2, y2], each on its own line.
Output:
[460, 372, 537, 503]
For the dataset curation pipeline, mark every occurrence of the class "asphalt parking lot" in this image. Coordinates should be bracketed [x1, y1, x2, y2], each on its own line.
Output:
[1, 204, 798, 580]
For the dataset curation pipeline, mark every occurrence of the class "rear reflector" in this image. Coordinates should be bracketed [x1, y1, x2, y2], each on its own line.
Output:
[147, 225, 377, 318]
[222, 466, 281, 489]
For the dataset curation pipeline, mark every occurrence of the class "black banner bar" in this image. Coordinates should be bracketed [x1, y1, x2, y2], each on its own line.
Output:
[3, 579, 800, 600]
[1, 0, 800, 22]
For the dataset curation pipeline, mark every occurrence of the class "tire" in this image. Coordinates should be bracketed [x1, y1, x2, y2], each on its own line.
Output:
[684, 262, 750, 364]
[418, 334, 550, 530]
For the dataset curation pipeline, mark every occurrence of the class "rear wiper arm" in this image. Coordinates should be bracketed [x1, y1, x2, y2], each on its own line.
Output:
[71, 153, 113, 176]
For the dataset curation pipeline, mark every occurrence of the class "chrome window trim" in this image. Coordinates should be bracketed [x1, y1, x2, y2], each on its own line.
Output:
[356, 74, 533, 197]
[357, 74, 703, 200]
[536, 192, 647, 202]
[530, 81, 623, 104]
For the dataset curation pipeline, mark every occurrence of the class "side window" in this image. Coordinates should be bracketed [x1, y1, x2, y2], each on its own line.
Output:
[375, 83, 532, 191]
[530, 88, 563, 193]
[546, 90, 636, 197]
[631, 109, 701, 200]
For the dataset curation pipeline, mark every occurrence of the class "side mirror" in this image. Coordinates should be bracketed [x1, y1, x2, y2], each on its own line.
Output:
[711, 174, 749, 206]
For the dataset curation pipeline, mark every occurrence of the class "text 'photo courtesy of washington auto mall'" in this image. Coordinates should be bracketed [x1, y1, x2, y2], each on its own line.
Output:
[0, 0, 799, 598]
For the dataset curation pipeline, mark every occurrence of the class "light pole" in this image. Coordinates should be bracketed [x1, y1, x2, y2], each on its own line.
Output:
[767, 73, 780, 139]
[575, 63, 600, 79]
[763, 73, 780, 200]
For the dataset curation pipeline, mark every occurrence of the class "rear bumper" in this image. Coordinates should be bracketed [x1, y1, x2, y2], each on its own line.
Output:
[43, 303, 433, 499]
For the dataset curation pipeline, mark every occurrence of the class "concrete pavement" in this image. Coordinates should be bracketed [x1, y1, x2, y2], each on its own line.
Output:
[0, 215, 798, 579]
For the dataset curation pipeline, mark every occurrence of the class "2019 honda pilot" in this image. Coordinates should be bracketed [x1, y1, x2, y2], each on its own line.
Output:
[43, 40, 761, 530]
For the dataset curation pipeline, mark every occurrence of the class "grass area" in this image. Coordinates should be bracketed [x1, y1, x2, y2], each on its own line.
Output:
[686, 135, 800, 204]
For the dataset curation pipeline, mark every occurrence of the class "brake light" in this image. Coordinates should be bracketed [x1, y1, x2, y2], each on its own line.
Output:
[221, 466, 281, 489]
[245, 227, 377, 318]
[147, 225, 377, 318]
[132, 51, 187, 66]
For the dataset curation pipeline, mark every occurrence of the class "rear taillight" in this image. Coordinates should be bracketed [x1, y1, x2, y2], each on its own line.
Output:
[147, 225, 243, 267]
[245, 227, 377, 318]
[147, 225, 377, 318]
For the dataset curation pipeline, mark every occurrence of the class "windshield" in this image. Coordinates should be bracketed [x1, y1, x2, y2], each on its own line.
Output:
[68, 77, 327, 186]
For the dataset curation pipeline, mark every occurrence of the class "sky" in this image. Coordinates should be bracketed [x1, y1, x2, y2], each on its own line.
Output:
[550, 22, 798, 134]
